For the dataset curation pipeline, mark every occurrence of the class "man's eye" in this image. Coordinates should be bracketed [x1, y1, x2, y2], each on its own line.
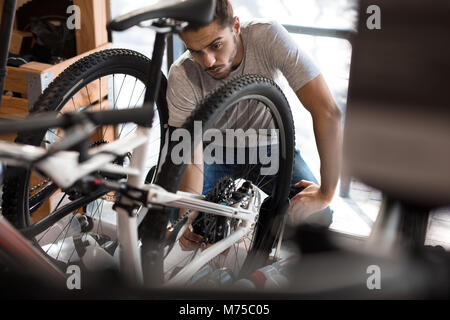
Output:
[212, 42, 223, 50]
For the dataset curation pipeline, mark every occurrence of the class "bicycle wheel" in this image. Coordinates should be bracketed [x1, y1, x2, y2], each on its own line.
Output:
[2, 49, 167, 270]
[140, 74, 295, 287]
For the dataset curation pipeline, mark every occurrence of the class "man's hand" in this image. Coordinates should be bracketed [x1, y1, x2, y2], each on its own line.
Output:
[288, 180, 332, 225]
[179, 227, 204, 251]
[178, 225, 231, 256]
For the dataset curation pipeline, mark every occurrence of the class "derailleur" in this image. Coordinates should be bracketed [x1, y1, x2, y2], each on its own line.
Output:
[192, 178, 255, 245]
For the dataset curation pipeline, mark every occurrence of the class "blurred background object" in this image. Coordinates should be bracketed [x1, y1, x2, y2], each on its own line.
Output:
[344, 0, 450, 207]
[283, 0, 450, 299]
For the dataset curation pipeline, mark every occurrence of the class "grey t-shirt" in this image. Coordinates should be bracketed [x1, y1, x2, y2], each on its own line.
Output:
[166, 19, 320, 128]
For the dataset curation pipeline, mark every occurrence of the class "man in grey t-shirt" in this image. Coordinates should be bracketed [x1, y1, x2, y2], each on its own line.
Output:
[166, 0, 342, 228]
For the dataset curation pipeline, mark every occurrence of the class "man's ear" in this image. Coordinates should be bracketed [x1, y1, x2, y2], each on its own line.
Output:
[233, 16, 241, 35]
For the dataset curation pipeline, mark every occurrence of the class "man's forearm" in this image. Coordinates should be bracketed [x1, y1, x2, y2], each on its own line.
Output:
[312, 108, 342, 200]
[179, 144, 204, 195]
[295, 75, 343, 202]
[177, 146, 204, 217]
[179, 162, 204, 194]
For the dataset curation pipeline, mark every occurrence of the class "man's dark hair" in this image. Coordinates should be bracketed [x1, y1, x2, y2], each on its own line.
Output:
[183, 0, 234, 32]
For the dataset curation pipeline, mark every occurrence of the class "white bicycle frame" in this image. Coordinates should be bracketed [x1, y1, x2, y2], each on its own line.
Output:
[0, 125, 261, 286]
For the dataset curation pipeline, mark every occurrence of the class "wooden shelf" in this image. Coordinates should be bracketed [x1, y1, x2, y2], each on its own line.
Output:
[0, 0, 111, 125]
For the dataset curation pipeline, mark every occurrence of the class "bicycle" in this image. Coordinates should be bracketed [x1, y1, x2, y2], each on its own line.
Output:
[0, 0, 296, 289]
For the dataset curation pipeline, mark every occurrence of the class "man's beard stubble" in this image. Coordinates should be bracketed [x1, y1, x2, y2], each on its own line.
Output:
[207, 34, 239, 80]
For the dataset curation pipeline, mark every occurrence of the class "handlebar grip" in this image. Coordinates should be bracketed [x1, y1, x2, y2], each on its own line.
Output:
[88, 107, 154, 127]
[0, 111, 63, 134]
[0, 105, 154, 135]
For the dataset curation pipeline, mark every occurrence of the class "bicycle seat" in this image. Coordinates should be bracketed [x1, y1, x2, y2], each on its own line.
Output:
[108, 0, 216, 32]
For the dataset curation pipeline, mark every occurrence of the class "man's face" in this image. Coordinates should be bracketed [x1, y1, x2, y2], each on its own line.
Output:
[180, 19, 241, 80]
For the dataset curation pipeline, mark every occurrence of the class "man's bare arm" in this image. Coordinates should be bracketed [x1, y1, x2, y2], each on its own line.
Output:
[177, 144, 205, 250]
[178, 144, 204, 212]
[289, 74, 342, 223]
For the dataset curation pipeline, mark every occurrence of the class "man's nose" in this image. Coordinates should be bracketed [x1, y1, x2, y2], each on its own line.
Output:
[203, 52, 216, 68]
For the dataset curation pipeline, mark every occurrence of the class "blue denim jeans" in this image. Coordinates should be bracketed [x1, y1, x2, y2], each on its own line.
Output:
[203, 148, 333, 227]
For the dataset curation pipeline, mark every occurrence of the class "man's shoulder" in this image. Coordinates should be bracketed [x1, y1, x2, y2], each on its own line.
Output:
[168, 51, 199, 78]
[241, 19, 283, 35]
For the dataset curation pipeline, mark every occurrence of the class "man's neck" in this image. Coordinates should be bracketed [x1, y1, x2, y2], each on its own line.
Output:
[231, 34, 244, 71]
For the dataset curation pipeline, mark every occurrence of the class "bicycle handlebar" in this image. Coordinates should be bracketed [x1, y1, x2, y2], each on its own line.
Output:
[0, 106, 154, 135]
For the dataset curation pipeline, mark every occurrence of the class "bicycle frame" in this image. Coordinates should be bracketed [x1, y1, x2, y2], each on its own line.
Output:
[0, 214, 66, 283]
[0, 124, 261, 285]
[0, 3, 256, 288]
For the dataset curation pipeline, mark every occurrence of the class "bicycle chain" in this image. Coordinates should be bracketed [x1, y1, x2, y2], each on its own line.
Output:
[30, 179, 121, 200]
[169, 209, 193, 231]
[29, 178, 51, 193]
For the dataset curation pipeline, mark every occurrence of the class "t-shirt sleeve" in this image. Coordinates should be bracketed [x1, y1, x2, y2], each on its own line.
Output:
[166, 63, 199, 127]
[262, 21, 320, 92]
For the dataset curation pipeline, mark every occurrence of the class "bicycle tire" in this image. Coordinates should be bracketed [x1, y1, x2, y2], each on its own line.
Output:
[140, 74, 295, 286]
[2, 49, 167, 263]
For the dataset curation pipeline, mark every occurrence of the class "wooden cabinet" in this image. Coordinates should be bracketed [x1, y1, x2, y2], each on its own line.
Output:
[0, 0, 111, 141]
